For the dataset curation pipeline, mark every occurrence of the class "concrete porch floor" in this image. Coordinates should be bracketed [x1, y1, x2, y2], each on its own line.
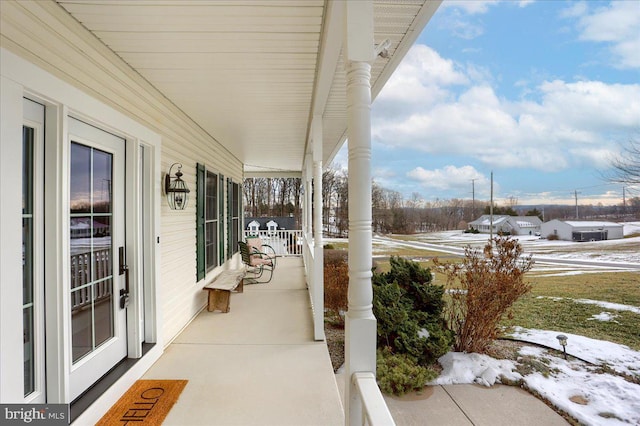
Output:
[141, 256, 568, 426]
[142, 257, 344, 425]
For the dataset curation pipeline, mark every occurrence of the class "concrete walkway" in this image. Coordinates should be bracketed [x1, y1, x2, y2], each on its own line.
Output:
[334, 371, 569, 425]
[142, 258, 344, 425]
[383, 384, 569, 425]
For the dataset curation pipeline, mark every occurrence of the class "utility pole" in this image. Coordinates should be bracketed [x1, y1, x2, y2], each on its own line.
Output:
[471, 178, 476, 219]
[623, 187, 626, 214]
[490, 171, 494, 243]
[574, 190, 580, 219]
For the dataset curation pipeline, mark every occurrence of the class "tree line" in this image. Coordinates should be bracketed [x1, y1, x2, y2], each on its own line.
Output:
[243, 166, 639, 235]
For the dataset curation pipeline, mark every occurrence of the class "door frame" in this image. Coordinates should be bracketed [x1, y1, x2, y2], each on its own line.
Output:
[0, 48, 163, 407]
[21, 98, 46, 404]
[67, 118, 128, 401]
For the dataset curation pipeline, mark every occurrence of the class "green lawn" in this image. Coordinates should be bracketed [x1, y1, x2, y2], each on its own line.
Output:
[326, 237, 640, 350]
[503, 272, 640, 350]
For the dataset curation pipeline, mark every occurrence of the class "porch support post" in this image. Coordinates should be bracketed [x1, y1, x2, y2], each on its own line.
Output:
[305, 154, 313, 238]
[312, 115, 325, 340]
[301, 167, 306, 237]
[343, 1, 377, 425]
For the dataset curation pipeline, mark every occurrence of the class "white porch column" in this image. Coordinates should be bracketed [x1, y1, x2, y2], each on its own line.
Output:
[343, 1, 377, 425]
[301, 170, 307, 237]
[305, 153, 313, 238]
[312, 115, 325, 340]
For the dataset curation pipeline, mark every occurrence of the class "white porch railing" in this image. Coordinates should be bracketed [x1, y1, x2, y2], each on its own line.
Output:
[242, 229, 324, 340]
[243, 229, 303, 256]
[243, 229, 392, 422]
[353, 372, 395, 425]
[301, 232, 324, 340]
[70, 249, 112, 311]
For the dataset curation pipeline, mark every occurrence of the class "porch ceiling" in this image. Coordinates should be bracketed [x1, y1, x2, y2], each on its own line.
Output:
[56, 0, 440, 175]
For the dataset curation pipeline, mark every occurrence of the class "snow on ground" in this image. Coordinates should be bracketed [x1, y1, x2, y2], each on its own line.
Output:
[335, 227, 640, 423]
[529, 269, 628, 276]
[575, 299, 640, 315]
[431, 331, 640, 425]
[519, 346, 640, 426]
[623, 222, 640, 236]
[588, 312, 619, 322]
[368, 223, 640, 265]
[509, 327, 640, 378]
[430, 352, 521, 387]
[536, 296, 640, 315]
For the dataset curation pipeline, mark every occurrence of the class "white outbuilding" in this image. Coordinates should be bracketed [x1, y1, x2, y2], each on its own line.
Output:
[468, 215, 542, 236]
[540, 220, 624, 241]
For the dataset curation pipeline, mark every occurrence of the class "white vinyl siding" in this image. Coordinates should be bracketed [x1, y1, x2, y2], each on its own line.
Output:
[1, 1, 243, 348]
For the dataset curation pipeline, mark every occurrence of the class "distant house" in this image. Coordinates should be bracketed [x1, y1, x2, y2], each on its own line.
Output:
[468, 215, 542, 236]
[540, 220, 624, 242]
[244, 216, 297, 233]
[244, 216, 300, 255]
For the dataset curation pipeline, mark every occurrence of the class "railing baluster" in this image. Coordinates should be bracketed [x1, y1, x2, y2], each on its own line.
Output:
[243, 229, 305, 257]
[69, 248, 111, 309]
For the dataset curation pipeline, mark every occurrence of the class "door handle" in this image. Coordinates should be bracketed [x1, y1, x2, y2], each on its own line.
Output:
[118, 246, 130, 309]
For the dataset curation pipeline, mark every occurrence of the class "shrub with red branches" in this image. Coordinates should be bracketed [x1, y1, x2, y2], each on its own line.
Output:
[434, 237, 534, 354]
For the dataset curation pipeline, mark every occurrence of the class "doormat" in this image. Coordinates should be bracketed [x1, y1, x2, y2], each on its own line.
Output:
[96, 380, 187, 425]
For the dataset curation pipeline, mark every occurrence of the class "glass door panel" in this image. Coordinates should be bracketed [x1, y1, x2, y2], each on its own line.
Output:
[70, 143, 115, 362]
[23, 126, 35, 396]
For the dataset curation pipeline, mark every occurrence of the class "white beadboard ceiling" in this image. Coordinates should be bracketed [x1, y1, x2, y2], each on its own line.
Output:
[56, 0, 440, 175]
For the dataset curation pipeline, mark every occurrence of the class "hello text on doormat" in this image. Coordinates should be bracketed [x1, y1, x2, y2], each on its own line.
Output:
[97, 380, 187, 425]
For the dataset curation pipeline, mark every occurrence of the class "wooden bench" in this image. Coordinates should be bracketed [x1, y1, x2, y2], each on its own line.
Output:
[202, 269, 246, 313]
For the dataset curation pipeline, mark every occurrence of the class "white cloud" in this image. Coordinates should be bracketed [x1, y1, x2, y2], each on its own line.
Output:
[378, 45, 468, 96]
[450, 19, 485, 40]
[441, 0, 500, 15]
[436, 1, 498, 40]
[572, 1, 640, 69]
[372, 44, 640, 174]
[439, 0, 535, 39]
[532, 80, 640, 133]
[406, 165, 492, 195]
[372, 167, 398, 186]
[517, 0, 535, 7]
[560, 1, 588, 19]
[375, 45, 468, 119]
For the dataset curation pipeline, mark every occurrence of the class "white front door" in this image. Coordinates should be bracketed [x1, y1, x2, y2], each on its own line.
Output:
[68, 118, 128, 400]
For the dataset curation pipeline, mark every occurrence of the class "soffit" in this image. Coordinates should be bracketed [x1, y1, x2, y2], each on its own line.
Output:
[56, 0, 439, 174]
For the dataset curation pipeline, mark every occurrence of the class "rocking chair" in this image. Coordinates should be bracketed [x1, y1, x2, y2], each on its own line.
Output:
[238, 240, 275, 284]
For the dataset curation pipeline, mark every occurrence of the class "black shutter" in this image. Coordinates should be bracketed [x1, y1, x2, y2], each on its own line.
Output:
[218, 173, 225, 265]
[196, 163, 205, 281]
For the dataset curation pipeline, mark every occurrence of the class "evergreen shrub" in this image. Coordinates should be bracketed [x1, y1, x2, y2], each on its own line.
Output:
[373, 257, 453, 394]
[376, 347, 438, 395]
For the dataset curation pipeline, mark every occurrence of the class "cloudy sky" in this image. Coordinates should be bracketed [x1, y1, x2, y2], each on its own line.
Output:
[333, 0, 640, 206]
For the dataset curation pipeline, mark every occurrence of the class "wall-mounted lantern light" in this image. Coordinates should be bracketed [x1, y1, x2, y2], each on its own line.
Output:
[165, 163, 190, 210]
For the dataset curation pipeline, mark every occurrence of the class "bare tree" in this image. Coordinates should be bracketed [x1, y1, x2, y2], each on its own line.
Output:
[323, 168, 338, 231]
[243, 177, 301, 221]
[334, 170, 348, 236]
[608, 139, 640, 185]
